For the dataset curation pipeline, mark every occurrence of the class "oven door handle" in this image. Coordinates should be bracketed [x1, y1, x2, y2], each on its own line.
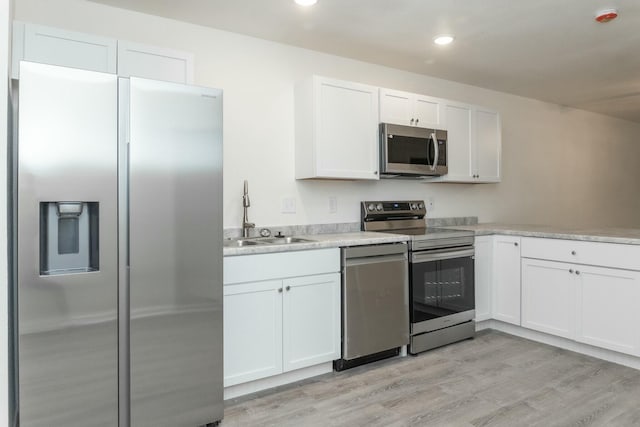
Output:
[345, 254, 407, 267]
[411, 248, 474, 263]
[430, 132, 439, 171]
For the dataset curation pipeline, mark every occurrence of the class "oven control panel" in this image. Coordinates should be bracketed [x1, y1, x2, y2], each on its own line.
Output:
[361, 200, 426, 220]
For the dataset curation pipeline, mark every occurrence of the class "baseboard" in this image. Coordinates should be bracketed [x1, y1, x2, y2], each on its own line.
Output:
[477, 319, 640, 371]
[223, 362, 333, 400]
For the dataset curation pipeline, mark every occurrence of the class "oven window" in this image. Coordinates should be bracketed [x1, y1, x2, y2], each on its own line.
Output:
[388, 135, 429, 165]
[411, 255, 475, 323]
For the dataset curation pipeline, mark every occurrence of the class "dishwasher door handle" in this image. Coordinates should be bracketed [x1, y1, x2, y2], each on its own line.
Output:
[345, 254, 407, 267]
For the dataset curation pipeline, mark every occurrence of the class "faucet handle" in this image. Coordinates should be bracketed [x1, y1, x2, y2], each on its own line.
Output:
[259, 228, 271, 237]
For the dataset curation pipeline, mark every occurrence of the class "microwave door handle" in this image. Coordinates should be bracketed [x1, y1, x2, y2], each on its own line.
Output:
[430, 132, 439, 171]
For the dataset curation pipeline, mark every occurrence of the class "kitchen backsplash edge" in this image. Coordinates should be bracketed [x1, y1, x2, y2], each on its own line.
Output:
[223, 217, 478, 239]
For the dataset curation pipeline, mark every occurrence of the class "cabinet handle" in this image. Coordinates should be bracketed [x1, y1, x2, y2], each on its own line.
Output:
[575, 270, 580, 275]
[415, 118, 419, 124]
[374, 171, 378, 175]
[410, 118, 415, 125]
[278, 288, 283, 293]
[569, 269, 574, 274]
[285, 285, 291, 291]
[514, 242, 518, 247]
[571, 251, 576, 255]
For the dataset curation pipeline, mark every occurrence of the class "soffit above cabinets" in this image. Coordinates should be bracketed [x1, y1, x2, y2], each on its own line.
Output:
[88, 0, 640, 123]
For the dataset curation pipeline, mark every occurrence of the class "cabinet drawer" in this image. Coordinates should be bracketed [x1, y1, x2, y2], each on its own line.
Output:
[521, 237, 640, 271]
[224, 248, 340, 285]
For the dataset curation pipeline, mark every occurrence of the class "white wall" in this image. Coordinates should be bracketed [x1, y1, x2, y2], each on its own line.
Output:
[14, 0, 640, 229]
[2, 0, 12, 423]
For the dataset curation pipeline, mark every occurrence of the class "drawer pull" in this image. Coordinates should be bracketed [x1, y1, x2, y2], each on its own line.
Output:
[571, 250, 577, 255]
[569, 269, 574, 274]
[575, 270, 580, 275]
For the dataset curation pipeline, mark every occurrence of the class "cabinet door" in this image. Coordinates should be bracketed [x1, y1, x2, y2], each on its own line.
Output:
[521, 258, 576, 339]
[577, 266, 640, 356]
[475, 108, 501, 182]
[117, 41, 194, 84]
[223, 280, 283, 387]
[315, 78, 379, 179]
[492, 236, 521, 325]
[282, 273, 341, 372]
[441, 102, 474, 181]
[379, 88, 413, 126]
[13, 22, 116, 78]
[413, 95, 443, 129]
[474, 236, 492, 321]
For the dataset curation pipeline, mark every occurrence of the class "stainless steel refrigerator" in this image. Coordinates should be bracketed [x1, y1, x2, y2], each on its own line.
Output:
[13, 61, 223, 426]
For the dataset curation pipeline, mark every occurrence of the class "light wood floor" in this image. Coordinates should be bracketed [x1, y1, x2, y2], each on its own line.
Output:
[222, 330, 640, 426]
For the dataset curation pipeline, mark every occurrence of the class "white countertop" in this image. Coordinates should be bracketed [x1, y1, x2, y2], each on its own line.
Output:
[223, 224, 640, 256]
[447, 223, 640, 245]
[223, 231, 409, 256]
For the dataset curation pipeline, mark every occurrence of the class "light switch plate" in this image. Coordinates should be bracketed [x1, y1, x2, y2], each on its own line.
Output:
[329, 196, 337, 213]
[281, 197, 296, 214]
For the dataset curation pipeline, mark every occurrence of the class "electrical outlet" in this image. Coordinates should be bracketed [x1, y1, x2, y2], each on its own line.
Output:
[427, 197, 435, 212]
[329, 196, 338, 213]
[281, 197, 296, 214]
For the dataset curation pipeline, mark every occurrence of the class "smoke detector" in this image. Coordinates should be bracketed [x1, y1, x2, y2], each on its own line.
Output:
[595, 9, 618, 23]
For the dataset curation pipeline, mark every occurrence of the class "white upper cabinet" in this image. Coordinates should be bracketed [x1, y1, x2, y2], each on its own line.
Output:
[13, 22, 194, 84]
[379, 86, 502, 184]
[12, 21, 117, 78]
[474, 108, 502, 182]
[379, 88, 443, 128]
[429, 104, 501, 183]
[440, 101, 474, 181]
[117, 41, 194, 84]
[295, 76, 380, 180]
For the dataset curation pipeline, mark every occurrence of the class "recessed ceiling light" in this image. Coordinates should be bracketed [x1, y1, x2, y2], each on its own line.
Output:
[295, 0, 317, 6]
[433, 35, 455, 46]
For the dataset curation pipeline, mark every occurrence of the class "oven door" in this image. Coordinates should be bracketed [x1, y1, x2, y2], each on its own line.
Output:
[410, 247, 475, 334]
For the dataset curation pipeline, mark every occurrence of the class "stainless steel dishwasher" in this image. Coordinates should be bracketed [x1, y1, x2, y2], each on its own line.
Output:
[334, 242, 409, 371]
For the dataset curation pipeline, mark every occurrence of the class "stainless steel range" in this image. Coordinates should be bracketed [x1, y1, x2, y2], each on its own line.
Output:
[362, 200, 476, 354]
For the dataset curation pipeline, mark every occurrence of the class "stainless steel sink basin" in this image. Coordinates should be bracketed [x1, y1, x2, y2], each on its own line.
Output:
[259, 237, 315, 245]
[223, 236, 315, 247]
[223, 239, 262, 247]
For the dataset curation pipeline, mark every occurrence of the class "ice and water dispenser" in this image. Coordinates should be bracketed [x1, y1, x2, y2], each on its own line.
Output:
[39, 201, 99, 275]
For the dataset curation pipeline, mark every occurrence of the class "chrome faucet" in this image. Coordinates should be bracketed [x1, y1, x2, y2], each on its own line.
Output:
[242, 180, 255, 238]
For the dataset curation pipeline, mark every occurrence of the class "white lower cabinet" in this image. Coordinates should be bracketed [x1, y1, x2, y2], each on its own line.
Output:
[223, 249, 340, 388]
[521, 258, 575, 339]
[282, 274, 341, 372]
[492, 236, 521, 325]
[519, 237, 640, 357]
[223, 280, 283, 387]
[474, 236, 492, 321]
[576, 265, 640, 356]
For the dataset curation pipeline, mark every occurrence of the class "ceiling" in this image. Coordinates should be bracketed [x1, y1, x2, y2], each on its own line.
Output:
[90, 0, 640, 122]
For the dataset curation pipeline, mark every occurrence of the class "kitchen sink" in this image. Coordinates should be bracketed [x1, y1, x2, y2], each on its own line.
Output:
[259, 237, 315, 244]
[224, 236, 315, 247]
[223, 239, 263, 247]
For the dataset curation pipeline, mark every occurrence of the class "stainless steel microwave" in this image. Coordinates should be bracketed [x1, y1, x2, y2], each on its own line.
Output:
[379, 123, 448, 177]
